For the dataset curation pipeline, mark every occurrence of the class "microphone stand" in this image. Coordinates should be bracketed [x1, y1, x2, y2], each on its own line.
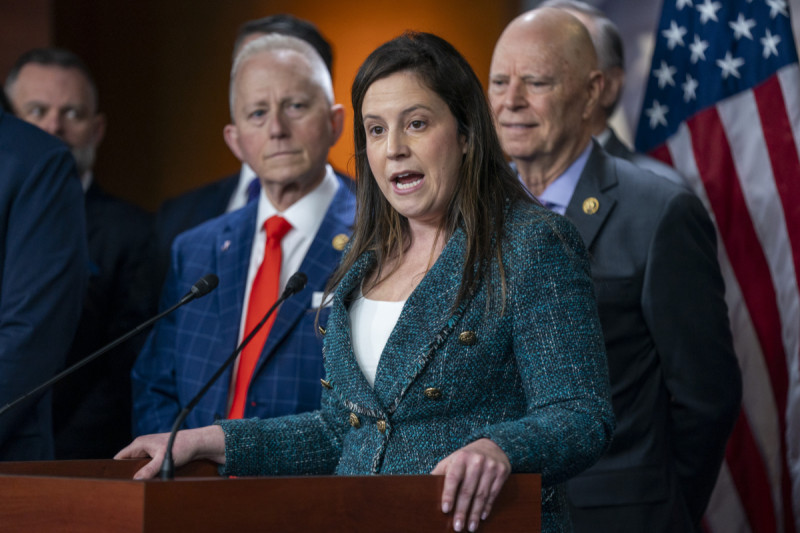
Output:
[159, 272, 307, 480]
[0, 274, 219, 419]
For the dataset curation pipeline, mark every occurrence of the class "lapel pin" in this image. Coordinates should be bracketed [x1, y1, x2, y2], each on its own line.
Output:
[582, 197, 600, 215]
[332, 234, 349, 251]
[221, 240, 231, 251]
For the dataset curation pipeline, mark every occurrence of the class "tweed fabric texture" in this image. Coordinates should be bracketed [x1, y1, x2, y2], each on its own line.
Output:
[218, 201, 614, 533]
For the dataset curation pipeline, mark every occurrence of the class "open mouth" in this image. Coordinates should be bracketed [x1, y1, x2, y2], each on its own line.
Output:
[393, 172, 424, 190]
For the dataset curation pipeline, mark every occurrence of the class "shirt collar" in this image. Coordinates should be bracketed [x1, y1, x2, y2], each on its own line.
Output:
[256, 164, 339, 238]
[536, 141, 593, 214]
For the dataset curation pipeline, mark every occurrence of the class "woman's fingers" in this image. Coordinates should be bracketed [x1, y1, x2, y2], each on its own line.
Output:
[432, 438, 511, 532]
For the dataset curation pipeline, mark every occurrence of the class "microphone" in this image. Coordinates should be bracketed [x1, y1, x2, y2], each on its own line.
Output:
[179, 273, 219, 303]
[159, 271, 308, 480]
[0, 274, 219, 419]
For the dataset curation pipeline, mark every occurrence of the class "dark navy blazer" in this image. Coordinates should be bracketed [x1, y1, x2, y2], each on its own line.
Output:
[0, 111, 88, 460]
[132, 173, 356, 434]
[565, 143, 741, 532]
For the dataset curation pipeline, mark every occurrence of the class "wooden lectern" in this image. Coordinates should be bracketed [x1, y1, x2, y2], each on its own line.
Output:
[0, 460, 540, 532]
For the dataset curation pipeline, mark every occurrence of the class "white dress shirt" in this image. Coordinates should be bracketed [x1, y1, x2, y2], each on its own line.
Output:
[237, 165, 340, 344]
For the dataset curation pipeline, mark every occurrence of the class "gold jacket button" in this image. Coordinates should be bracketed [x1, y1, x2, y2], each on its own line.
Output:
[349, 412, 361, 428]
[376, 420, 387, 433]
[320, 378, 333, 390]
[423, 387, 442, 400]
[458, 331, 477, 345]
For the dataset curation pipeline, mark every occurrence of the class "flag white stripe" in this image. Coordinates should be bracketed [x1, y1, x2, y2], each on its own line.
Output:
[776, 63, 800, 530]
[719, 88, 800, 533]
[667, 122, 786, 530]
[717, 90, 800, 388]
[706, 461, 753, 533]
[717, 239, 785, 531]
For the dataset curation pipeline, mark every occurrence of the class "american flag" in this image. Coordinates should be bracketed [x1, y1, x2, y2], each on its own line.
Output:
[635, 0, 800, 531]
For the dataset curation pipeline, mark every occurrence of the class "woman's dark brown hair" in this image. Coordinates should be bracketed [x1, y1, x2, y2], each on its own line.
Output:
[326, 31, 531, 311]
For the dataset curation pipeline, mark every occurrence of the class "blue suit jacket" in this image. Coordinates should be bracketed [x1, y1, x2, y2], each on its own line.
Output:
[0, 111, 88, 460]
[218, 202, 614, 533]
[132, 174, 356, 434]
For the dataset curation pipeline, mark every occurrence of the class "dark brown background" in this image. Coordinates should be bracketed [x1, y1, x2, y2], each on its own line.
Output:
[1, 0, 518, 211]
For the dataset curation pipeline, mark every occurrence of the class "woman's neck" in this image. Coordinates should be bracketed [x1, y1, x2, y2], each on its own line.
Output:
[364, 221, 447, 302]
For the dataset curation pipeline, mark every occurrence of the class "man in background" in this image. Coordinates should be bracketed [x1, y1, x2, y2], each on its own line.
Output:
[6, 48, 155, 458]
[489, 8, 741, 531]
[0, 105, 87, 460]
[541, 0, 684, 186]
[132, 34, 355, 434]
[154, 14, 338, 286]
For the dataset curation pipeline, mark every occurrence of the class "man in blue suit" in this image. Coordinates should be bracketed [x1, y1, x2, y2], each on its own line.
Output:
[154, 14, 336, 287]
[132, 33, 355, 434]
[0, 108, 88, 460]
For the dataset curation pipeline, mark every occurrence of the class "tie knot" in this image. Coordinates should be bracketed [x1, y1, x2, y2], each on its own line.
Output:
[264, 215, 292, 243]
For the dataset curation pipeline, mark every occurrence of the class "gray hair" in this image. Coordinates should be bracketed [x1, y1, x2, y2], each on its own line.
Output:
[539, 0, 624, 71]
[228, 33, 334, 120]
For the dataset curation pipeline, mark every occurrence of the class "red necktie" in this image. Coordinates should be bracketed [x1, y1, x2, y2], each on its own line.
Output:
[228, 215, 292, 419]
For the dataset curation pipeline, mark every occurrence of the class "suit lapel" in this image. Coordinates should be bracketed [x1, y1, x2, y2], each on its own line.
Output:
[567, 142, 618, 250]
[324, 227, 468, 418]
[211, 204, 256, 376]
[325, 251, 385, 415]
[372, 228, 467, 414]
[254, 177, 356, 375]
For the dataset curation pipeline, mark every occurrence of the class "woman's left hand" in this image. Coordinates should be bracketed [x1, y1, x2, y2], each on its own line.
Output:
[431, 438, 511, 532]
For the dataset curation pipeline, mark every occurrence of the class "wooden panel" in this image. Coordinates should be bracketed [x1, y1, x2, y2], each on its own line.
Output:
[0, 460, 540, 532]
[0, 475, 144, 533]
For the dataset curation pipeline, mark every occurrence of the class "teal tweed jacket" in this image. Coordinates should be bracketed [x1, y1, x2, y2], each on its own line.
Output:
[218, 202, 614, 532]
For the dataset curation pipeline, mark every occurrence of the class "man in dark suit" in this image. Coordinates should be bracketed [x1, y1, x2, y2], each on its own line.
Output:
[541, 0, 685, 187]
[154, 14, 336, 286]
[5, 48, 155, 458]
[489, 8, 741, 532]
[131, 34, 355, 434]
[0, 109, 88, 460]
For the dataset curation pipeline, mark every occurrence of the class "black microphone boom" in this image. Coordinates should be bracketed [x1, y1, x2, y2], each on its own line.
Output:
[0, 274, 219, 419]
[159, 271, 308, 480]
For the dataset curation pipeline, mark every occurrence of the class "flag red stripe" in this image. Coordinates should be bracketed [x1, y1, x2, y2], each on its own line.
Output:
[687, 107, 788, 414]
[753, 74, 800, 308]
[726, 411, 778, 532]
[752, 74, 800, 533]
[686, 106, 791, 531]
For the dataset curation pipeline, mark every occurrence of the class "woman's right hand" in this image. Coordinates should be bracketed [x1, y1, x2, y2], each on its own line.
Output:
[114, 425, 226, 480]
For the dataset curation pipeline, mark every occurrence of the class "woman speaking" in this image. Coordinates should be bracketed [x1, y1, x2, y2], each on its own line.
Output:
[118, 32, 613, 533]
